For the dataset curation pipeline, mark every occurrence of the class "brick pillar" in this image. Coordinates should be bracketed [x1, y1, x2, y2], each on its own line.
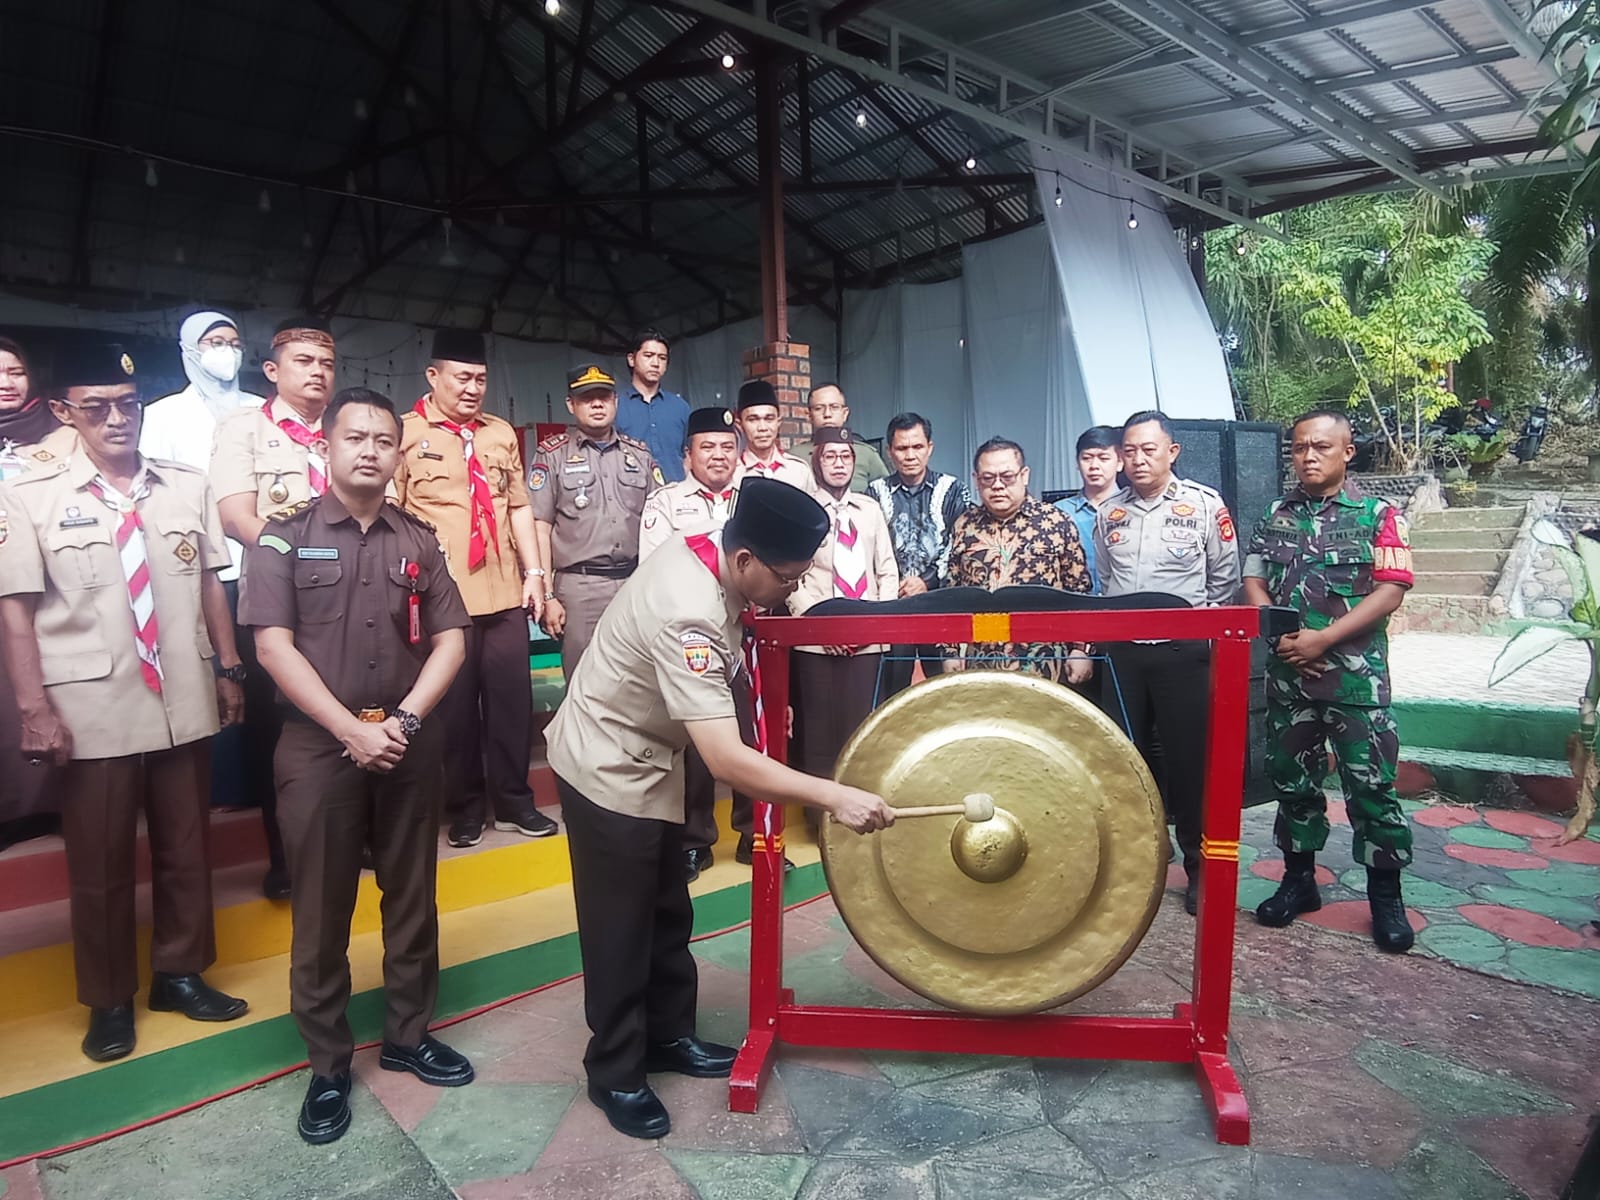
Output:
[741, 340, 812, 446]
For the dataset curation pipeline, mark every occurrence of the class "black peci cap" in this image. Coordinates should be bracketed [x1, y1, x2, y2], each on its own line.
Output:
[686, 406, 735, 438]
[811, 426, 854, 447]
[736, 379, 779, 412]
[726, 477, 829, 564]
[50, 340, 138, 394]
[431, 327, 487, 365]
[273, 315, 331, 337]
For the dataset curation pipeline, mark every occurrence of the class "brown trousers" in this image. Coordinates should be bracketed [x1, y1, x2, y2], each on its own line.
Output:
[440, 606, 536, 824]
[61, 739, 217, 1008]
[553, 571, 626, 681]
[274, 720, 444, 1077]
[791, 651, 883, 832]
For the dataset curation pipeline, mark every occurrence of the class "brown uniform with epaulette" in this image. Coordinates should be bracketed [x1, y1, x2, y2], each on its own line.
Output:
[0, 454, 230, 1008]
[528, 427, 660, 680]
[238, 493, 471, 1077]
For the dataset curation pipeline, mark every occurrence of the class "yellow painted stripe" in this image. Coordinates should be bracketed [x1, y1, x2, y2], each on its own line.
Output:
[971, 612, 1011, 643]
[1200, 837, 1240, 862]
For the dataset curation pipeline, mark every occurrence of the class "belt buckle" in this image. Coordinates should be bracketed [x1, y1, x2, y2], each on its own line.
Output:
[357, 707, 387, 723]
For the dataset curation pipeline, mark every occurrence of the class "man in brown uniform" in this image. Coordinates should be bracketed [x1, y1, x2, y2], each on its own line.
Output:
[0, 342, 249, 1062]
[211, 316, 337, 900]
[395, 328, 553, 848]
[529, 365, 660, 680]
[548, 477, 894, 1140]
[241, 387, 472, 1145]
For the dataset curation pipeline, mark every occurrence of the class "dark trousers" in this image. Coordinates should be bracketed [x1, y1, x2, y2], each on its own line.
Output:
[61, 740, 217, 1008]
[440, 607, 535, 825]
[880, 644, 945, 699]
[230, 593, 286, 873]
[555, 572, 626, 681]
[1106, 641, 1211, 871]
[274, 721, 443, 1077]
[558, 775, 698, 1091]
[683, 670, 756, 851]
[0, 630, 60, 846]
[792, 650, 882, 832]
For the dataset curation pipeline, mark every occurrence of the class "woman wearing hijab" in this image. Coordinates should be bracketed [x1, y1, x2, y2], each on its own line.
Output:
[0, 336, 74, 470]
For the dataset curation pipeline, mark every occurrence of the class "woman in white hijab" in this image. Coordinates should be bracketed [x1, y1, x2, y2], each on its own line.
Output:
[140, 310, 264, 469]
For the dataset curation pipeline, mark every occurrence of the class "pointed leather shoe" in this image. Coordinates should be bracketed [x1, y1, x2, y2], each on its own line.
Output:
[588, 1082, 670, 1139]
[82, 1004, 136, 1062]
[379, 1035, 475, 1086]
[298, 1073, 352, 1145]
[646, 1035, 738, 1079]
[1183, 873, 1199, 916]
[1367, 868, 1414, 953]
[148, 973, 249, 1022]
[1256, 871, 1323, 927]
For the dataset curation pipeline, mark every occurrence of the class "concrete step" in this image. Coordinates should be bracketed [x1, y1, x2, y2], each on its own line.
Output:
[1411, 571, 1498, 597]
[1411, 526, 1518, 550]
[1416, 506, 1524, 532]
[1412, 547, 1509, 575]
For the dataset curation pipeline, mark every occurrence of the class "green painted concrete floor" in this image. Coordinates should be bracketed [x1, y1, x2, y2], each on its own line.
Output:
[2, 798, 1595, 1200]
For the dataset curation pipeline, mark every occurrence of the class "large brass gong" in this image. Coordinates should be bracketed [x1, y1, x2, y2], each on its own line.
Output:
[820, 671, 1166, 1015]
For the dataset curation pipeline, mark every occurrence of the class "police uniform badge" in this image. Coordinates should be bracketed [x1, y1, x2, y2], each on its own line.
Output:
[529, 464, 548, 491]
[267, 474, 290, 505]
[680, 631, 713, 675]
[1107, 507, 1127, 522]
[1217, 510, 1236, 542]
[652, 465, 666, 487]
[1172, 502, 1195, 517]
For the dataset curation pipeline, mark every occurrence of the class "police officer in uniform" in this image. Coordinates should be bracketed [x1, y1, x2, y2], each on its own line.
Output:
[1244, 409, 1416, 952]
[529, 365, 660, 680]
[241, 388, 473, 1145]
[211, 316, 338, 899]
[1096, 410, 1241, 915]
[731, 380, 810, 490]
[0, 342, 249, 1062]
[547, 477, 894, 1140]
[395, 329, 553, 848]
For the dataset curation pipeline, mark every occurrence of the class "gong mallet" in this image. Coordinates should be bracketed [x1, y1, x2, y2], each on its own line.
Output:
[890, 793, 996, 822]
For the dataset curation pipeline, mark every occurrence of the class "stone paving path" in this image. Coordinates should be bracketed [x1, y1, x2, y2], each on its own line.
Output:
[2, 795, 1594, 1200]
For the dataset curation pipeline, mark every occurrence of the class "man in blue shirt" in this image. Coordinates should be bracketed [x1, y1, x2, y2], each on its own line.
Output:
[1054, 425, 1122, 594]
[615, 328, 690, 482]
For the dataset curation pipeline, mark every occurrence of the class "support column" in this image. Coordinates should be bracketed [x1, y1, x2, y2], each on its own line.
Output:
[741, 342, 812, 446]
[755, 55, 788, 346]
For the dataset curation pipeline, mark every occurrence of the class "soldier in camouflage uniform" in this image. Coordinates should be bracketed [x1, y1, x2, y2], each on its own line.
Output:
[1242, 409, 1416, 953]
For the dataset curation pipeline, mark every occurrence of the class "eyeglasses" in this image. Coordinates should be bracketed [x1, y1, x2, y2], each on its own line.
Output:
[197, 337, 244, 351]
[758, 557, 809, 587]
[59, 399, 142, 422]
[976, 471, 1022, 488]
[810, 403, 845, 415]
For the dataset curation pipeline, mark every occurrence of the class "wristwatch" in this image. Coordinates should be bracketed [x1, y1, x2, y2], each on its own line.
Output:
[544, 591, 558, 603]
[216, 663, 248, 684]
[523, 567, 547, 579]
[393, 708, 423, 737]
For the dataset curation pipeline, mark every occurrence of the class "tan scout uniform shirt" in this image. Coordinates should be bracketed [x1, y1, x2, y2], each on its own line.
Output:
[393, 397, 530, 617]
[0, 423, 79, 481]
[209, 402, 319, 520]
[733, 449, 812, 493]
[790, 491, 899, 654]
[545, 535, 742, 823]
[1095, 477, 1241, 607]
[528, 427, 659, 570]
[0, 455, 229, 757]
[639, 478, 737, 561]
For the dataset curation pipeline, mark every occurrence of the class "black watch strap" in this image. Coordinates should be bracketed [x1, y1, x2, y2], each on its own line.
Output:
[393, 707, 423, 737]
[217, 664, 248, 684]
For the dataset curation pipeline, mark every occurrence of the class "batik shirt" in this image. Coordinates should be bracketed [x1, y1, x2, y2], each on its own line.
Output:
[1243, 479, 1414, 706]
[867, 471, 972, 591]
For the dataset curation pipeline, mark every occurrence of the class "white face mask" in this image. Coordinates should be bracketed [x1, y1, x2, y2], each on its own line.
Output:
[198, 344, 242, 383]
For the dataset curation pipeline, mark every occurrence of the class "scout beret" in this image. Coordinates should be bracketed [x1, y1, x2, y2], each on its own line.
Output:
[50, 340, 138, 393]
[686, 406, 735, 438]
[431, 327, 487, 365]
[811, 426, 854, 448]
[736, 379, 779, 412]
[726, 477, 829, 564]
[567, 363, 616, 394]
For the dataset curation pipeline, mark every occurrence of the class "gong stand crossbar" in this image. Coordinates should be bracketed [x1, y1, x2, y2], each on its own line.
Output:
[734, 605, 1260, 1146]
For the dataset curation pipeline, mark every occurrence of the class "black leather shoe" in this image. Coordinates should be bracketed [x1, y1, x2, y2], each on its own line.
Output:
[298, 1073, 352, 1145]
[1257, 855, 1322, 928]
[262, 864, 291, 901]
[1183, 873, 1199, 916]
[1367, 868, 1415, 953]
[379, 1035, 475, 1086]
[447, 818, 484, 848]
[148, 973, 249, 1022]
[495, 808, 559, 838]
[685, 846, 713, 882]
[734, 833, 795, 872]
[82, 1004, 135, 1062]
[646, 1035, 738, 1079]
[587, 1082, 670, 1139]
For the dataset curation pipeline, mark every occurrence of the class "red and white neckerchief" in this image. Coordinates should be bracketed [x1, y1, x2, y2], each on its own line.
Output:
[698, 486, 734, 524]
[265, 397, 326, 495]
[84, 473, 162, 694]
[685, 533, 767, 759]
[827, 498, 869, 599]
[416, 398, 497, 568]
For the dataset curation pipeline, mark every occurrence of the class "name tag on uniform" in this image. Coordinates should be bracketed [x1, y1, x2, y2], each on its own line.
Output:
[59, 516, 99, 529]
[622, 453, 640, 472]
[418, 450, 445, 461]
[297, 547, 339, 560]
[563, 465, 591, 475]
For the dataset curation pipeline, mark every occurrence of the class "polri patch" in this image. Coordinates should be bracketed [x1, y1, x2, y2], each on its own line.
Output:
[259, 534, 292, 555]
[680, 631, 713, 675]
[297, 547, 339, 560]
[1217, 511, 1236, 542]
[529, 465, 548, 491]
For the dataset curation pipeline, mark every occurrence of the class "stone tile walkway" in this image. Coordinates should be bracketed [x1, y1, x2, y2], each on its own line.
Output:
[3, 795, 1594, 1200]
